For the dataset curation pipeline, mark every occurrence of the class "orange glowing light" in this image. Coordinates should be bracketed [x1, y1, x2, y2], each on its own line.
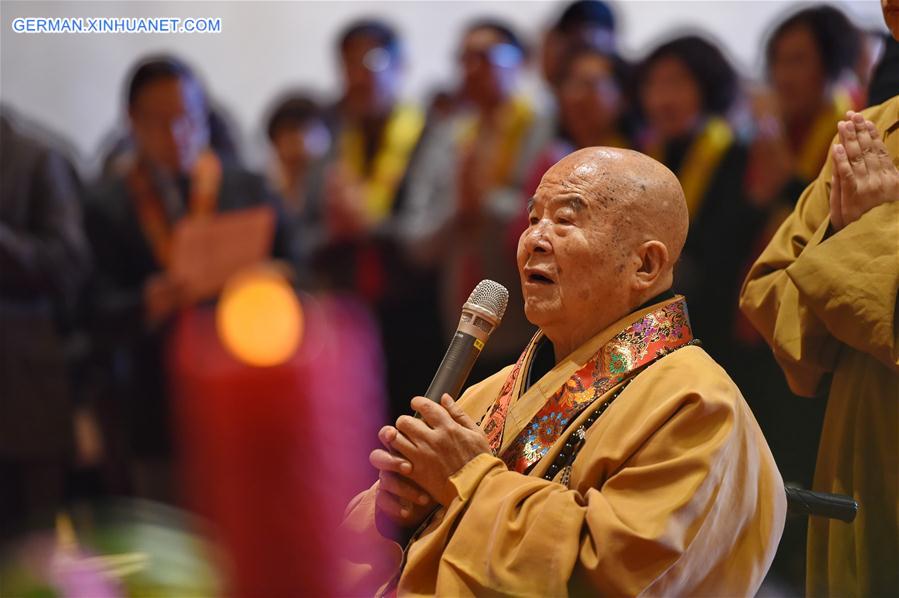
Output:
[216, 266, 303, 367]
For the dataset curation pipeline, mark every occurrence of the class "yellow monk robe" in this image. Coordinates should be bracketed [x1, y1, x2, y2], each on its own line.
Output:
[740, 95, 899, 597]
[341, 296, 786, 596]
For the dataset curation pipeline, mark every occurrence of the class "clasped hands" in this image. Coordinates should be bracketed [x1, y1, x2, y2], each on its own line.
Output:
[829, 111, 899, 232]
[370, 394, 491, 527]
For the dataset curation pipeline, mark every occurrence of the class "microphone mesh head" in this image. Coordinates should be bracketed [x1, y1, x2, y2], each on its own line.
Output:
[465, 279, 509, 321]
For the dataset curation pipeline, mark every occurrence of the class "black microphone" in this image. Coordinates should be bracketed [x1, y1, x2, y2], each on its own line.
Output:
[424, 279, 509, 402]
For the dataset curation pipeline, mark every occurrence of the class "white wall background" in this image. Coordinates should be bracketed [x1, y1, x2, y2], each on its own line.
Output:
[1, 0, 887, 175]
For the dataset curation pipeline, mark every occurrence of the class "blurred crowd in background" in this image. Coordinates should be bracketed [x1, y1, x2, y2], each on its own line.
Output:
[1, 1, 897, 595]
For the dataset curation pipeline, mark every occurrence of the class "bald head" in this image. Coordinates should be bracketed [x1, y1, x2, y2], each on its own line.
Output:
[519, 146, 689, 358]
[549, 146, 688, 265]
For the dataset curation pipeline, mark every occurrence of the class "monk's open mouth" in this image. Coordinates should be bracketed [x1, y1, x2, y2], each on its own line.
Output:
[527, 273, 554, 284]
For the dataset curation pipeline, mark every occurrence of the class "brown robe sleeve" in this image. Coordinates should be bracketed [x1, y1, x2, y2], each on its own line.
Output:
[739, 100, 899, 397]
[337, 368, 513, 596]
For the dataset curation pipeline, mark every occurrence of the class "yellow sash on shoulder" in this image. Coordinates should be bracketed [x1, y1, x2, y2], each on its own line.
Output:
[795, 90, 851, 183]
[678, 117, 734, 221]
[339, 104, 425, 223]
[648, 118, 734, 221]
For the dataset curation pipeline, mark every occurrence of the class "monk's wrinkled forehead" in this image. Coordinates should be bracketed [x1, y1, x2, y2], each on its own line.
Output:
[536, 146, 688, 258]
[546, 148, 644, 210]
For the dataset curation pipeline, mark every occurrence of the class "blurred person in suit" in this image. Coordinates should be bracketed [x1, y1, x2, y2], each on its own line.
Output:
[0, 109, 91, 539]
[319, 20, 424, 255]
[83, 56, 290, 502]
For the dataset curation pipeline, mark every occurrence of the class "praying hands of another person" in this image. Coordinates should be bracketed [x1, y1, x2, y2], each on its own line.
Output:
[829, 111, 899, 232]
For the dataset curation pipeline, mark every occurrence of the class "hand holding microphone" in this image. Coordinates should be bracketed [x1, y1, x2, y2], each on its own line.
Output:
[371, 280, 509, 524]
[395, 394, 493, 506]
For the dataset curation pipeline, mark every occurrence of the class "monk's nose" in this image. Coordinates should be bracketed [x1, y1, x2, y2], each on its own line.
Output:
[522, 222, 551, 254]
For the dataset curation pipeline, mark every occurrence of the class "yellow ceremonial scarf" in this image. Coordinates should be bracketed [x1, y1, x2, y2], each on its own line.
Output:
[482, 297, 694, 474]
[455, 96, 535, 188]
[649, 117, 734, 221]
[338, 104, 425, 223]
[794, 90, 851, 183]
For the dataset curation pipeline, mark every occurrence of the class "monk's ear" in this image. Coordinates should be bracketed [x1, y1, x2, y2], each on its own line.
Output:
[632, 240, 669, 290]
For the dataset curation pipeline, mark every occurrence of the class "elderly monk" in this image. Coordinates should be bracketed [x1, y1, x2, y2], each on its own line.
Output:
[341, 147, 786, 596]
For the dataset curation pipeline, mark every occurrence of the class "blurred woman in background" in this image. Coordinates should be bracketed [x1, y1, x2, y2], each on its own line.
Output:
[637, 34, 765, 367]
[510, 46, 633, 261]
[746, 5, 862, 211]
[524, 45, 632, 195]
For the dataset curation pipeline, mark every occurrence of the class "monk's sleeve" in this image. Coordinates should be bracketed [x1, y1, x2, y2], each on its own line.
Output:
[336, 370, 509, 596]
[784, 200, 899, 372]
[407, 380, 776, 597]
[337, 482, 405, 596]
[740, 148, 899, 395]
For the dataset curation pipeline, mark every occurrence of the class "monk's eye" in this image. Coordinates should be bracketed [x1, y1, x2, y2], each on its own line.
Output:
[555, 211, 575, 225]
[528, 213, 539, 226]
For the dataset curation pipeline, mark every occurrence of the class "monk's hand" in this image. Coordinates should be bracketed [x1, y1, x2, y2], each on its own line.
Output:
[391, 394, 491, 507]
[830, 111, 899, 231]
[370, 426, 436, 528]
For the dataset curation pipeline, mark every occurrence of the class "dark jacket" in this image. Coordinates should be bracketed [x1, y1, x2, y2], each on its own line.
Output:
[0, 114, 90, 460]
[83, 163, 291, 457]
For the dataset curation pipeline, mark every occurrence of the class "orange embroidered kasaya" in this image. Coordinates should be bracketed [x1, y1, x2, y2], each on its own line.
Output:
[485, 298, 694, 473]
